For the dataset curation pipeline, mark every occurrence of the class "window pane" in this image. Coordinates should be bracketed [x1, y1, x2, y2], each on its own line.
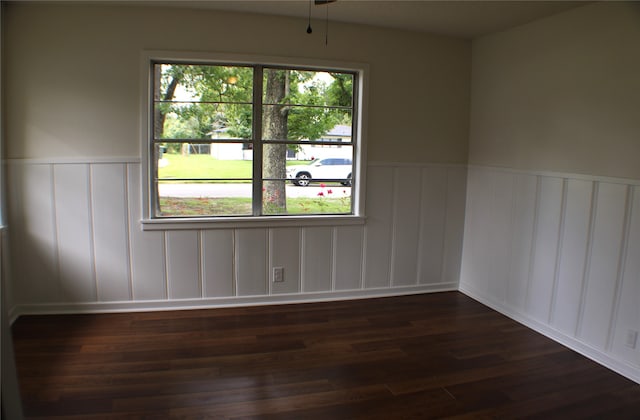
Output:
[262, 106, 352, 142]
[154, 102, 253, 140]
[262, 180, 352, 215]
[154, 63, 253, 141]
[156, 142, 253, 180]
[155, 143, 253, 217]
[156, 64, 253, 104]
[150, 60, 359, 220]
[158, 181, 253, 217]
[262, 144, 353, 215]
[283, 145, 353, 182]
[263, 68, 353, 108]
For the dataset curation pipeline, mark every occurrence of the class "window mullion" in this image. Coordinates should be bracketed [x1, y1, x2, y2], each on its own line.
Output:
[252, 66, 264, 216]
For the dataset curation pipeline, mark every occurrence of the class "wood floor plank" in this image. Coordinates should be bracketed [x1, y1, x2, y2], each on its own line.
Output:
[12, 292, 640, 418]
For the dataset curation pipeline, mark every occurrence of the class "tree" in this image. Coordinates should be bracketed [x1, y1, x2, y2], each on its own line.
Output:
[327, 73, 353, 108]
[154, 65, 182, 140]
[262, 69, 289, 212]
[157, 65, 253, 141]
[287, 77, 337, 141]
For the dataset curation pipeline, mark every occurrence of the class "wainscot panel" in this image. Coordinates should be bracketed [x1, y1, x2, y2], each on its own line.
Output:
[460, 165, 640, 384]
[7, 160, 464, 317]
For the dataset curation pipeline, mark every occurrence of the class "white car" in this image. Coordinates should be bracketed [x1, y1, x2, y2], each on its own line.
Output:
[286, 158, 352, 187]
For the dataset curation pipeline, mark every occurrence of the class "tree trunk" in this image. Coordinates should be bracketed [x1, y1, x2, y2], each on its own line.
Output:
[153, 65, 180, 215]
[262, 70, 289, 212]
[153, 65, 180, 140]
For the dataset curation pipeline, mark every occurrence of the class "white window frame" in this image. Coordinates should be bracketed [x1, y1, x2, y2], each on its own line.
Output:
[139, 50, 368, 230]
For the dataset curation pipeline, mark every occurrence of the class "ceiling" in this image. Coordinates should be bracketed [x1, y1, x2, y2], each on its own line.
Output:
[143, 0, 589, 39]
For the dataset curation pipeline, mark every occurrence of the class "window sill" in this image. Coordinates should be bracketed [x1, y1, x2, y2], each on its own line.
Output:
[140, 215, 366, 231]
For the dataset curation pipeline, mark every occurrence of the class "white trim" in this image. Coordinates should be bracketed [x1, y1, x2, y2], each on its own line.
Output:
[368, 161, 467, 169]
[123, 164, 134, 301]
[197, 230, 204, 299]
[7, 157, 141, 165]
[460, 283, 640, 385]
[87, 164, 99, 302]
[548, 178, 568, 324]
[436, 167, 450, 284]
[7, 305, 19, 326]
[389, 167, 399, 286]
[467, 164, 640, 187]
[139, 50, 369, 224]
[162, 231, 169, 299]
[140, 50, 152, 221]
[49, 164, 62, 302]
[576, 181, 599, 339]
[144, 50, 370, 73]
[9, 283, 458, 323]
[330, 227, 337, 291]
[141, 215, 366, 231]
[354, 62, 369, 219]
[607, 186, 633, 352]
[358, 225, 365, 289]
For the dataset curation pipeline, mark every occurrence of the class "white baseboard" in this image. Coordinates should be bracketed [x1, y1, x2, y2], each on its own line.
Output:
[11, 281, 639, 385]
[10, 282, 457, 323]
[459, 283, 640, 385]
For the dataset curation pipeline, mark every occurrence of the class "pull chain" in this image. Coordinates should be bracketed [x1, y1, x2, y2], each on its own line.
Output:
[325, 3, 329, 45]
[306, 0, 313, 34]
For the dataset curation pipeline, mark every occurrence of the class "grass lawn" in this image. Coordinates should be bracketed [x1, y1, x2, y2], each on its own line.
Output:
[159, 196, 351, 216]
[158, 153, 309, 180]
[158, 154, 351, 216]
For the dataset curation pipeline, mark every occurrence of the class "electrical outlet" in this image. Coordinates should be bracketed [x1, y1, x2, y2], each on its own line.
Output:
[273, 266, 284, 283]
[625, 330, 638, 349]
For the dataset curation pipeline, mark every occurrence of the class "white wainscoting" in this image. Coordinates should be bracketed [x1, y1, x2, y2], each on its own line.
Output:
[7, 159, 466, 318]
[460, 165, 640, 384]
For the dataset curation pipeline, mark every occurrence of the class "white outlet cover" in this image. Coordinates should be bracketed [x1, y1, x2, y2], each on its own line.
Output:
[273, 267, 284, 282]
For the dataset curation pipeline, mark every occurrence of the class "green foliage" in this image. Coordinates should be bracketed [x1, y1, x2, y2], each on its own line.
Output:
[158, 64, 253, 139]
[159, 196, 351, 217]
[158, 153, 253, 181]
[159, 197, 252, 216]
[163, 114, 202, 141]
[327, 73, 353, 107]
[157, 64, 353, 142]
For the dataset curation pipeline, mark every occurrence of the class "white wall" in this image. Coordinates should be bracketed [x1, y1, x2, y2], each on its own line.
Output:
[4, 3, 470, 164]
[461, 166, 640, 382]
[2, 4, 25, 415]
[1, 229, 23, 419]
[8, 160, 466, 315]
[468, 2, 640, 180]
[3, 3, 471, 315]
[4, 2, 470, 316]
[462, 3, 640, 383]
[7, 0, 638, 388]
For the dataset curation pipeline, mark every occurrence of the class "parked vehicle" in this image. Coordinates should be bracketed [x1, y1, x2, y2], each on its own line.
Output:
[286, 158, 352, 187]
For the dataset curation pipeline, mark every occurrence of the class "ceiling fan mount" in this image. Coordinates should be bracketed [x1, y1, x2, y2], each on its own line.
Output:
[307, 0, 337, 43]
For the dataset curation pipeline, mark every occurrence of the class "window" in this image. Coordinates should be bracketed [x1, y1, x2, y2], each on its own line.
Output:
[142, 53, 366, 228]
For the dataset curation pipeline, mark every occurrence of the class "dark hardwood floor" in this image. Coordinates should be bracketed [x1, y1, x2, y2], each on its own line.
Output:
[12, 292, 640, 419]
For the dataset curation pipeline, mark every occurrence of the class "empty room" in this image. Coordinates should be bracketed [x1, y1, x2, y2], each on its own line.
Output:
[2, 1, 640, 418]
